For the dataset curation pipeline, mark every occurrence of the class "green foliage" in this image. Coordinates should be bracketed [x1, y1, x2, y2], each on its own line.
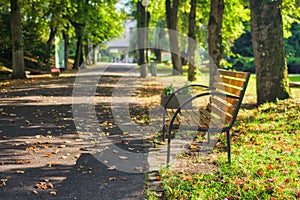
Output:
[285, 22, 300, 57]
[229, 56, 255, 73]
[287, 57, 300, 73]
[282, 0, 300, 37]
[0, 13, 11, 54]
[222, 0, 250, 53]
[161, 98, 300, 199]
[162, 84, 175, 96]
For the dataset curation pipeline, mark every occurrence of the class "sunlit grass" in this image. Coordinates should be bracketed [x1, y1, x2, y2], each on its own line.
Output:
[160, 98, 300, 199]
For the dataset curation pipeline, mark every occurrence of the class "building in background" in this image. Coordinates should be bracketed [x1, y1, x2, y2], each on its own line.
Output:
[106, 20, 136, 63]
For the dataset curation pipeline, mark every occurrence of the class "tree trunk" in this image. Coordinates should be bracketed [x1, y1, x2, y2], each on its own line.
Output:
[63, 30, 69, 69]
[250, 0, 290, 104]
[73, 25, 84, 69]
[47, 27, 57, 50]
[10, 0, 25, 79]
[136, 1, 145, 66]
[154, 48, 161, 62]
[187, 0, 197, 81]
[166, 0, 182, 75]
[208, 0, 224, 86]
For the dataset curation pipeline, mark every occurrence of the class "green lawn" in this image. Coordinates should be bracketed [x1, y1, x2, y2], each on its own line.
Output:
[289, 76, 300, 82]
[160, 97, 300, 199]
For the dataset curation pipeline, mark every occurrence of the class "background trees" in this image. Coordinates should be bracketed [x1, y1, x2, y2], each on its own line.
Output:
[0, 0, 123, 73]
[1, 0, 300, 104]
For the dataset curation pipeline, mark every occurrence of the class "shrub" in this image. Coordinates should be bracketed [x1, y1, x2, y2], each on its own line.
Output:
[228, 56, 255, 73]
[287, 57, 300, 74]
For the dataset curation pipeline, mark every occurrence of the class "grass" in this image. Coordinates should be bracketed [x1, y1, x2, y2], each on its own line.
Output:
[289, 76, 300, 82]
[160, 98, 300, 199]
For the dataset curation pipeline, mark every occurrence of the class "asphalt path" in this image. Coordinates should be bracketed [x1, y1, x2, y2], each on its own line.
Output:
[0, 63, 156, 200]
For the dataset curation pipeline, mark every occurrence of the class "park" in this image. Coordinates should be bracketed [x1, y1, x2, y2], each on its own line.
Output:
[1, 0, 300, 199]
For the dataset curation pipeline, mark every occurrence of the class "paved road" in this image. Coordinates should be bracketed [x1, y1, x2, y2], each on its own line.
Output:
[0, 63, 159, 200]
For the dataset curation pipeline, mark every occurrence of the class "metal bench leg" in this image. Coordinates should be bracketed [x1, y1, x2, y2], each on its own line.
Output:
[226, 130, 231, 164]
[207, 131, 211, 144]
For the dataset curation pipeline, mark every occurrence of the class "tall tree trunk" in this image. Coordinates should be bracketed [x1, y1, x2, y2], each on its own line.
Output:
[154, 48, 161, 62]
[136, 1, 145, 66]
[47, 27, 57, 50]
[250, 0, 290, 104]
[63, 30, 69, 69]
[10, 0, 25, 79]
[208, 0, 224, 86]
[45, 27, 57, 68]
[73, 25, 84, 69]
[84, 44, 90, 65]
[166, 0, 182, 75]
[187, 0, 197, 81]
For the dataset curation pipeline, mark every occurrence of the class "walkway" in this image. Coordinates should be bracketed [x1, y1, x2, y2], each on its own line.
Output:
[0, 63, 164, 200]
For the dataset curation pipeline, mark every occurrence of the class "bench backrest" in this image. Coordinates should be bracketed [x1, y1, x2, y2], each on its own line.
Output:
[209, 69, 250, 128]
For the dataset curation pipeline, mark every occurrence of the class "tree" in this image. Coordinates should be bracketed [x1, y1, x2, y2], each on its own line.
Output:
[68, 0, 123, 69]
[10, 0, 25, 79]
[136, 1, 147, 66]
[208, 0, 224, 85]
[166, 0, 182, 74]
[250, 0, 290, 104]
[187, 0, 197, 81]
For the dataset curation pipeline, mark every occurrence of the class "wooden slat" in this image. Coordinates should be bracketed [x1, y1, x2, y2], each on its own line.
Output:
[198, 109, 211, 127]
[218, 69, 248, 79]
[213, 82, 242, 96]
[210, 96, 236, 116]
[214, 76, 245, 88]
[226, 97, 239, 107]
[183, 110, 202, 127]
[166, 109, 181, 125]
[210, 104, 233, 124]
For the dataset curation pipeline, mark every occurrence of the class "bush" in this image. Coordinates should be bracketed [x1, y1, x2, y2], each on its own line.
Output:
[228, 56, 255, 73]
[287, 57, 300, 74]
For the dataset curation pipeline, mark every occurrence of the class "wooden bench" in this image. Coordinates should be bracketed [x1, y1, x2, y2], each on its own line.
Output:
[162, 69, 250, 164]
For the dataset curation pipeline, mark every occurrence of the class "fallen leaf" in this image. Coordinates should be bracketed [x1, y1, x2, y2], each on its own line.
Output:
[16, 170, 25, 174]
[52, 149, 60, 154]
[47, 161, 56, 167]
[156, 175, 161, 181]
[121, 140, 129, 145]
[112, 150, 119, 154]
[49, 191, 56, 195]
[43, 153, 52, 158]
[135, 166, 143, 172]
[48, 182, 54, 189]
[183, 176, 192, 181]
[74, 154, 81, 158]
[266, 165, 274, 171]
[32, 190, 39, 194]
[107, 165, 116, 170]
[119, 156, 128, 160]
[109, 177, 116, 181]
